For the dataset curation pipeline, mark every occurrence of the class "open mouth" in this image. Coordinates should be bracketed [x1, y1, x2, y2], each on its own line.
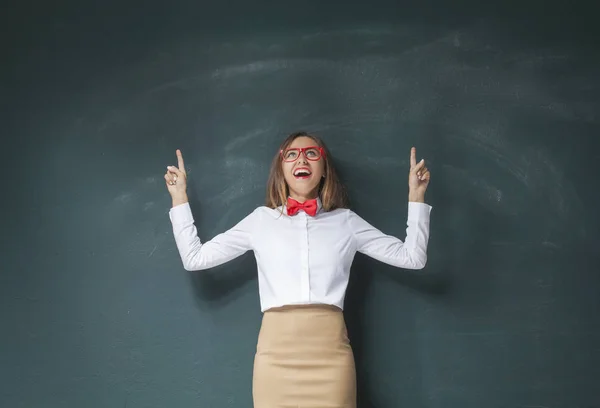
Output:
[293, 168, 312, 179]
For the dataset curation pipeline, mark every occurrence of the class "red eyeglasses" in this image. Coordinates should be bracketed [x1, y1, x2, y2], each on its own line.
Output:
[280, 146, 325, 162]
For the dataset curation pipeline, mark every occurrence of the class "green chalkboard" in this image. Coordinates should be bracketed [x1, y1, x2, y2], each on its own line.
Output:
[1, 1, 599, 407]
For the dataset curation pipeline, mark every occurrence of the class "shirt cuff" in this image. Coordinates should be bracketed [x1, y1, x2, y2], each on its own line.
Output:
[169, 202, 194, 224]
[408, 201, 432, 222]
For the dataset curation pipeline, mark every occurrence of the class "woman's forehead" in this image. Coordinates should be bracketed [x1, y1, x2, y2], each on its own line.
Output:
[288, 136, 317, 148]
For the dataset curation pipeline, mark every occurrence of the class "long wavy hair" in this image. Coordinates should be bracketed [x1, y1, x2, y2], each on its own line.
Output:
[265, 131, 348, 212]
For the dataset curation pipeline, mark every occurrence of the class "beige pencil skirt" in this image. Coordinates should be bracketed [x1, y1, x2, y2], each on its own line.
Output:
[252, 304, 357, 408]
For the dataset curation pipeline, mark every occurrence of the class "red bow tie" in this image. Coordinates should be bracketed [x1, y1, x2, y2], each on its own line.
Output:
[286, 197, 318, 216]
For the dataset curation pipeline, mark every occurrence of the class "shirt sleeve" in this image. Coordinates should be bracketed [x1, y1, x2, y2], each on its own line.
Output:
[347, 202, 432, 269]
[168, 202, 256, 271]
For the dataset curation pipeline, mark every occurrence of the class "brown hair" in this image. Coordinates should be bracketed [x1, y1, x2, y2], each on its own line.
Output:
[265, 131, 349, 212]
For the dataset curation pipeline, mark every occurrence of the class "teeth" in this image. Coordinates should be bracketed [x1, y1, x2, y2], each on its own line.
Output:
[294, 169, 311, 176]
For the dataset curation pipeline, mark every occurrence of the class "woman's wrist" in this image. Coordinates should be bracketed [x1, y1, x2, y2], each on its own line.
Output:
[408, 190, 425, 203]
[172, 193, 189, 207]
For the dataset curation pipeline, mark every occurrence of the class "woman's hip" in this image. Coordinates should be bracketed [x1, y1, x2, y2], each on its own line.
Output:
[256, 303, 352, 354]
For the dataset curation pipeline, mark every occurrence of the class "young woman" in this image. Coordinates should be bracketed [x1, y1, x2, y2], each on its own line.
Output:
[164, 131, 432, 407]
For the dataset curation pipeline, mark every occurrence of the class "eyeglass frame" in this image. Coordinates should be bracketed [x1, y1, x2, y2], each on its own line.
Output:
[279, 146, 326, 162]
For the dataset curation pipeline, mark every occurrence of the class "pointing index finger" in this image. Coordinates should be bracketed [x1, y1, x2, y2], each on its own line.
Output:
[176, 149, 185, 173]
[410, 147, 417, 168]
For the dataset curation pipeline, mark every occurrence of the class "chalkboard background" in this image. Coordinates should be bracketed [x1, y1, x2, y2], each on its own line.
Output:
[2, 1, 599, 407]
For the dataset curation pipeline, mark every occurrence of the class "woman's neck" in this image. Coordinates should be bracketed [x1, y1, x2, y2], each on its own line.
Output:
[289, 191, 318, 203]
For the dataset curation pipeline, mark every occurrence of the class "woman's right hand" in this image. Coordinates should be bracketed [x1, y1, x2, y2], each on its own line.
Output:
[164, 149, 188, 206]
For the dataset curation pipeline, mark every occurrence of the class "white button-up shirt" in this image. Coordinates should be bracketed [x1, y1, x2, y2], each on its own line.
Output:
[169, 199, 432, 312]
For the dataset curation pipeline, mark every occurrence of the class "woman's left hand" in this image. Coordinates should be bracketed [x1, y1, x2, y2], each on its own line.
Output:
[408, 147, 430, 201]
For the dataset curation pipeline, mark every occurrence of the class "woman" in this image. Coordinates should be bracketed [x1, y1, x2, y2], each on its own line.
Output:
[164, 131, 432, 407]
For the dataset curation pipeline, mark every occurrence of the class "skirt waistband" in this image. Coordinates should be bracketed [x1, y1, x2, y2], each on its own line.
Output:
[264, 303, 342, 314]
